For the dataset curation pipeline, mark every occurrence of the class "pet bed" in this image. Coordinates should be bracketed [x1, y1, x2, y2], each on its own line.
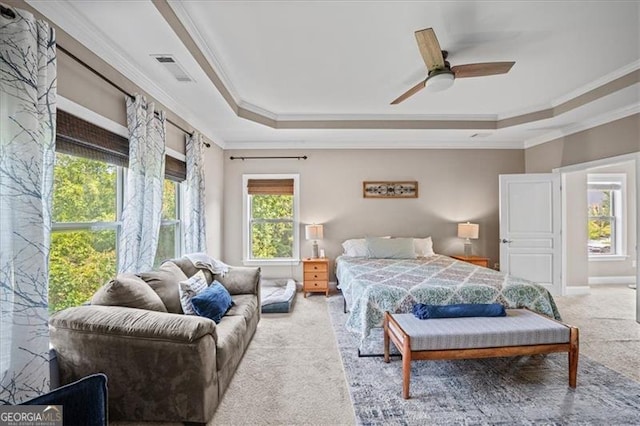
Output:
[261, 278, 296, 313]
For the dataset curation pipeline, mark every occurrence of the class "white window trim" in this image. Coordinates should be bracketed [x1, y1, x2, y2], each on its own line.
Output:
[587, 173, 626, 259]
[242, 173, 300, 266]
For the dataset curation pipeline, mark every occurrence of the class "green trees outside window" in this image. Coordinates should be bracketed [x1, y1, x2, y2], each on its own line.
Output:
[49, 153, 118, 313]
[250, 194, 294, 259]
[587, 189, 613, 254]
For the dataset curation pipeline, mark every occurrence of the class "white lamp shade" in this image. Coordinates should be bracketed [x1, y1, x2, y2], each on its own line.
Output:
[305, 224, 324, 240]
[457, 222, 479, 239]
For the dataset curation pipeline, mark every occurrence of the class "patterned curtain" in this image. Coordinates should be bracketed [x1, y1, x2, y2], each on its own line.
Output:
[184, 132, 207, 253]
[0, 7, 56, 403]
[118, 95, 166, 273]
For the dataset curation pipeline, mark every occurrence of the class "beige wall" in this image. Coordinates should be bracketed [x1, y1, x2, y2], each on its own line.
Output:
[564, 170, 589, 287]
[525, 114, 640, 172]
[223, 149, 525, 280]
[204, 144, 225, 258]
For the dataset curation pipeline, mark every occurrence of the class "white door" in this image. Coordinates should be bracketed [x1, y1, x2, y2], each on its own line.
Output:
[499, 174, 562, 295]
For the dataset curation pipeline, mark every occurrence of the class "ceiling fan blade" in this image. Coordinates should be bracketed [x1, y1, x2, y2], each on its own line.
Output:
[414, 28, 445, 71]
[390, 80, 426, 105]
[451, 61, 515, 78]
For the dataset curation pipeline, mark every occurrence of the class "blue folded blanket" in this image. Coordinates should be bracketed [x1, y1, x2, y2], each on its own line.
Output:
[412, 303, 506, 319]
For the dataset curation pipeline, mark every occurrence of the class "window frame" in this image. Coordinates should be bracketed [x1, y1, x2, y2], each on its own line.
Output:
[242, 173, 300, 266]
[587, 173, 626, 260]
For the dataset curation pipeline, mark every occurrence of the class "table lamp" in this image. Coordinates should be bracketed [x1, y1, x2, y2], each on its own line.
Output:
[305, 224, 324, 259]
[457, 222, 479, 257]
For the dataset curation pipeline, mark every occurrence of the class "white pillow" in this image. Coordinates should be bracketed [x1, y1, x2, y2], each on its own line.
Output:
[342, 236, 391, 257]
[414, 237, 435, 257]
[179, 270, 209, 315]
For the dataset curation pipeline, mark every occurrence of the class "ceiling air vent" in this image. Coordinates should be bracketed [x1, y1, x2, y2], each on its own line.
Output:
[151, 54, 194, 83]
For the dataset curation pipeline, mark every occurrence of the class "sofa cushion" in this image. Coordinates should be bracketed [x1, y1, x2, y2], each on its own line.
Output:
[171, 257, 214, 283]
[192, 281, 233, 324]
[179, 271, 209, 315]
[214, 315, 247, 372]
[91, 274, 167, 312]
[214, 267, 260, 295]
[227, 294, 258, 322]
[138, 261, 188, 314]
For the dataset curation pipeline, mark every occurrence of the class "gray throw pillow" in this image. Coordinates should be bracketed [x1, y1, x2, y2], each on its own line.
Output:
[91, 274, 167, 312]
[138, 261, 188, 314]
[366, 237, 417, 259]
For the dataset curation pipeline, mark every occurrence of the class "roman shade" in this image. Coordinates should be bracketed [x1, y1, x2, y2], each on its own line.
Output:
[247, 178, 294, 195]
[56, 109, 186, 181]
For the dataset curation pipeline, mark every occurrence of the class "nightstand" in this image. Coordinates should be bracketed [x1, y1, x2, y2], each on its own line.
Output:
[451, 255, 490, 268]
[302, 258, 329, 297]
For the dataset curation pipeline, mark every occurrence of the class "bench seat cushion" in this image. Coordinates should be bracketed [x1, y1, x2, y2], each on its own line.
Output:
[392, 309, 570, 351]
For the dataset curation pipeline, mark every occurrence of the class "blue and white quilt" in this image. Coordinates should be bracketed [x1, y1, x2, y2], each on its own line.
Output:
[336, 255, 562, 339]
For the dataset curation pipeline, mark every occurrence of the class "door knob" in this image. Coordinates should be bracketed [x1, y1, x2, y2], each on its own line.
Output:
[501, 239, 512, 244]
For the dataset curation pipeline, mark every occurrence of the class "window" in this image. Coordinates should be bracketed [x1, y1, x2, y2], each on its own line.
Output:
[242, 174, 300, 265]
[587, 174, 625, 256]
[49, 153, 122, 313]
[154, 179, 182, 267]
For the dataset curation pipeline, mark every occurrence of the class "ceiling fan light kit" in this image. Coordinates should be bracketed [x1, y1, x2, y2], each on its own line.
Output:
[426, 70, 455, 92]
[391, 27, 515, 104]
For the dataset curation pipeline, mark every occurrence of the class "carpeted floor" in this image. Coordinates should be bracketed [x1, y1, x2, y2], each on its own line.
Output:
[327, 294, 640, 425]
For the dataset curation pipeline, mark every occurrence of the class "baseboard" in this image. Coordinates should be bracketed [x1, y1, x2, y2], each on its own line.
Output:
[588, 276, 636, 285]
[564, 286, 591, 296]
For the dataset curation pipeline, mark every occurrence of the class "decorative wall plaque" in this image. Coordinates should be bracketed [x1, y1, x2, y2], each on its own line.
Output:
[363, 181, 418, 198]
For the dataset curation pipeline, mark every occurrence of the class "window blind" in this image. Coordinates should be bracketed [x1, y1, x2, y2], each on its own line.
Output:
[56, 109, 186, 181]
[247, 178, 294, 195]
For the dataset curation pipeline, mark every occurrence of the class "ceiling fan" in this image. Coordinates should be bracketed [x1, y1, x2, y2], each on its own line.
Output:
[391, 28, 515, 104]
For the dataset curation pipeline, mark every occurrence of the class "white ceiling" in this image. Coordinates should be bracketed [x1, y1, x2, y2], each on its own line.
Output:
[28, 1, 640, 149]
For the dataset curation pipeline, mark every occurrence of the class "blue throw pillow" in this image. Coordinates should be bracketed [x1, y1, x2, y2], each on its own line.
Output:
[191, 280, 233, 323]
[413, 303, 506, 319]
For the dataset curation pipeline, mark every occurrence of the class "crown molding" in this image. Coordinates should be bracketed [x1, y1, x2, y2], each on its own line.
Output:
[224, 139, 525, 151]
[27, 0, 226, 149]
[523, 103, 640, 149]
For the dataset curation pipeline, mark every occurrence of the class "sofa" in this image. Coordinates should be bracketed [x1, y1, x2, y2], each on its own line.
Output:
[48, 257, 261, 424]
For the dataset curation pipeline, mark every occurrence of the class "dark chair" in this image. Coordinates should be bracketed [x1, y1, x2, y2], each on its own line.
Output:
[21, 373, 108, 426]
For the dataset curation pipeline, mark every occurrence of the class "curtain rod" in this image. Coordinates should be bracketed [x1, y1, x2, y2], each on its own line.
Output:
[230, 156, 308, 161]
[57, 45, 211, 148]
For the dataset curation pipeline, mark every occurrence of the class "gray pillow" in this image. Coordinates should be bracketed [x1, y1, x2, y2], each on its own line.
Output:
[91, 274, 167, 312]
[138, 261, 188, 314]
[366, 237, 417, 259]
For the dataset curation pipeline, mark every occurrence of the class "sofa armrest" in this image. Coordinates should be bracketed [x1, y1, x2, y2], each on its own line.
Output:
[50, 305, 217, 343]
[49, 305, 219, 423]
[215, 266, 260, 296]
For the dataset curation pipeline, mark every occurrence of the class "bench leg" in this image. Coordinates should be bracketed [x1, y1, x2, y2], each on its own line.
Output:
[569, 327, 579, 388]
[383, 314, 390, 363]
[402, 338, 412, 399]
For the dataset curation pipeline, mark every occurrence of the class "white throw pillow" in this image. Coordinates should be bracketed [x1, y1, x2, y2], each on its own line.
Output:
[414, 237, 435, 257]
[342, 236, 391, 257]
[179, 270, 209, 315]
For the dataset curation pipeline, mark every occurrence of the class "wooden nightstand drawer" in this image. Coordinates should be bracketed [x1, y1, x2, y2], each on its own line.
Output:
[302, 258, 330, 297]
[304, 263, 328, 273]
[304, 271, 328, 281]
[451, 255, 489, 268]
[305, 280, 328, 290]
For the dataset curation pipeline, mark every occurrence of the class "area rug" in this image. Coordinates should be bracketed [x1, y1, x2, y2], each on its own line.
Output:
[327, 296, 640, 425]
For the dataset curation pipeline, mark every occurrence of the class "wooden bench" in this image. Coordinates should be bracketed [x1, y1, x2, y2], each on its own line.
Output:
[383, 309, 579, 399]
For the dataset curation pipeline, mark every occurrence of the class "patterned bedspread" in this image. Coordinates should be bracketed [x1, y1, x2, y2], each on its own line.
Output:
[336, 255, 561, 339]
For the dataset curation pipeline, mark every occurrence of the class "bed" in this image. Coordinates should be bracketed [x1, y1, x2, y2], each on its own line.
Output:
[336, 253, 562, 355]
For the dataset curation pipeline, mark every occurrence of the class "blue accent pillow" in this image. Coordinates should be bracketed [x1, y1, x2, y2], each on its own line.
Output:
[191, 280, 233, 323]
[413, 303, 506, 319]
